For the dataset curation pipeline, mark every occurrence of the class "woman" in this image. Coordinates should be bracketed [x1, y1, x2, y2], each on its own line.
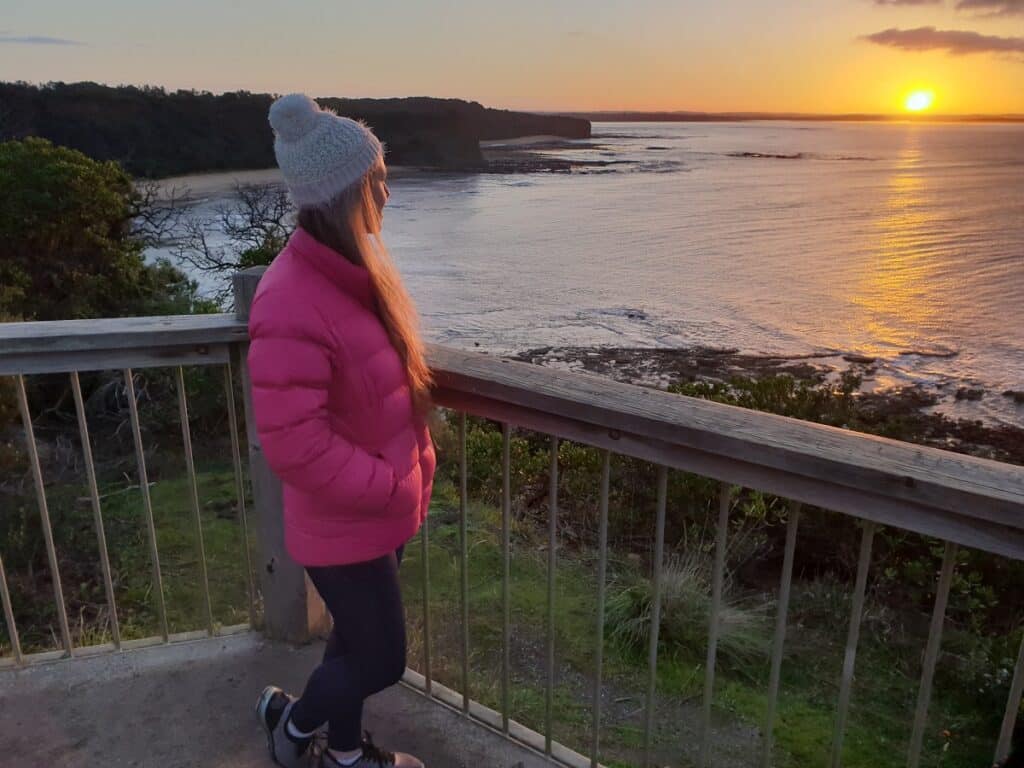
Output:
[250, 93, 435, 768]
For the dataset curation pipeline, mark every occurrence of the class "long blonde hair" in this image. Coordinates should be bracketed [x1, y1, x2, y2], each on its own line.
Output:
[297, 171, 434, 415]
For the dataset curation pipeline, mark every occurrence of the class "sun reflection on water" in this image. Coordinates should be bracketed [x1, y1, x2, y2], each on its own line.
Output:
[850, 135, 946, 353]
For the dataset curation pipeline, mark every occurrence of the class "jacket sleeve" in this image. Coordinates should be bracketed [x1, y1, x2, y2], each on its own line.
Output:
[247, 294, 396, 513]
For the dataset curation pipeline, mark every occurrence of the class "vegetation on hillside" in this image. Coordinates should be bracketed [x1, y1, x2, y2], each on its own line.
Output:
[0, 81, 590, 178]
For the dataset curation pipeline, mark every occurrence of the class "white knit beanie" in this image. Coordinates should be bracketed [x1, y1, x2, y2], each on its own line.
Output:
[268, 93, 383, 209]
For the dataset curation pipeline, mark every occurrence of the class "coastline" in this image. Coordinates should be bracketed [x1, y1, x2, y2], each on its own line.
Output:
[146, 124, 1024, 444]
[512, 345, 1024, 465]
[148, 164, 429, 200]
[144, 135, 591, 196]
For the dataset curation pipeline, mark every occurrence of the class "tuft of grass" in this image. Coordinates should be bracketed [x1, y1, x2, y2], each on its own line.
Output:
[605, 552, 771, 673]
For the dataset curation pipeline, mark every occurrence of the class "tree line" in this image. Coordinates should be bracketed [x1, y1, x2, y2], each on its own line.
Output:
[0, 81, 590, 178]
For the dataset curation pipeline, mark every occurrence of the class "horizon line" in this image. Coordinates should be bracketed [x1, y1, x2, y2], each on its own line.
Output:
[547, 109, 1024, 122]
[5, 80, 1023, 122]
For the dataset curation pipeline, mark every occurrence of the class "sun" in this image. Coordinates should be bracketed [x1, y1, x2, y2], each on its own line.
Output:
[905, 90, 935, 112]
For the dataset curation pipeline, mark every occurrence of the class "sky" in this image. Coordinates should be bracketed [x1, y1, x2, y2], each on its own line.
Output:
[2, 0, 1023, 115]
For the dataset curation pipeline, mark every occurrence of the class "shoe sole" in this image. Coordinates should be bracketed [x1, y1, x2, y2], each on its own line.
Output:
[256, 685, 283, 766]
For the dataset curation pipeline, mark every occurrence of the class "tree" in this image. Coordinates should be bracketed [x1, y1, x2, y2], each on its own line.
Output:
[0, 137, 218, 479]
[172, 183, 292, 304]
[0, 137, 209, 322]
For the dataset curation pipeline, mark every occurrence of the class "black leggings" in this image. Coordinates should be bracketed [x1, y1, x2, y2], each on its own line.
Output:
[289, 547, 406, 751]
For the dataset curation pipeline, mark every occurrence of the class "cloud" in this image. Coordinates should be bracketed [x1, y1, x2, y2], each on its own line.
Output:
[0, 34, 84, 46]
[956, 0, 1024, 14]
[863, 26, 1024, 56]
[873, 0, 942, 5]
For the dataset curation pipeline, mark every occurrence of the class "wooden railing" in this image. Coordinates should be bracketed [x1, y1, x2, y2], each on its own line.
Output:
[0, 265, 1021, 768]
[0, 313, 256, 662]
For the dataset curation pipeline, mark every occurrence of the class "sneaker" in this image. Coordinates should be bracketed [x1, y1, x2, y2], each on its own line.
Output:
[256, 685, 314, 768]
[318, 732, 424, 768]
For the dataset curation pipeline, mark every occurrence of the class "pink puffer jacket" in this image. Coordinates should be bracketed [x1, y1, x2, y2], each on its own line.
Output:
[247, 227, 435, 566]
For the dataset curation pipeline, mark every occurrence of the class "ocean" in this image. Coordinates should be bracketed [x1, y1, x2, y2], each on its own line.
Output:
[150, 121, 1024, 426]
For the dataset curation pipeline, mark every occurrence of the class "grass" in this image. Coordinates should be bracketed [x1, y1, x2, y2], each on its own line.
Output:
[1, 464, 254, 651]
[397, 478, 1010, 768]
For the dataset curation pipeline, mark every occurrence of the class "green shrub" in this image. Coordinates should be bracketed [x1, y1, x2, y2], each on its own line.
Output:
[605, 552, 772, 672]
[0, 137, 210, 322]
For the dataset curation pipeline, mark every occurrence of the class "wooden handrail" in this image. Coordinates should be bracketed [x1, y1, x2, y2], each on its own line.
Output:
[0, 314, 245, 375]
[2, 310, 1021, 557]
[0, 313, 248, 353]
[428, 344, 1024, 558]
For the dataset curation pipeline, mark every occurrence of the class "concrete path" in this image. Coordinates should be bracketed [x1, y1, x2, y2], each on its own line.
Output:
[0, 632, 550, 768]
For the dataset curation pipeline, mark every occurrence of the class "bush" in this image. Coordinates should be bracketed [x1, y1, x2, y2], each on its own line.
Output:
[0, 136, 223, 474]
[0, 137, 210, 321]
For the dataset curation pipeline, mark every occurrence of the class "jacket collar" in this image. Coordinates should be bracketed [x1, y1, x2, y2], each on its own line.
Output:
[288, 226, 375, 310]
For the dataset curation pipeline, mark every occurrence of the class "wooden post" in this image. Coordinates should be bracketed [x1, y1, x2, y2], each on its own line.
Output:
[233, 267, 329, 644]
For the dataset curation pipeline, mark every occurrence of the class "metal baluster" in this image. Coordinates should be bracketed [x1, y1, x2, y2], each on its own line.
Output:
[421, 486, 432, 696]
[907, 541, 957, 768]
[995, 629, 1024, 764]
[0, 553, 22, 664]
[643, 466, 669, 767]
[223, 359, 256, 627]
[699, 483, 733, 768]
[545, 436, 559, 757]
[591, 451, 612, 768]
[16, 374, 73, 655]
[502, 422, 512, 734]
[176, 367, 214, 635]
[831, 521, 877, 768]
[459, 413, 470, 714]
[124, 369, 169, 642]
[70, 371, 121, 649]
[761, 502, 801, 768]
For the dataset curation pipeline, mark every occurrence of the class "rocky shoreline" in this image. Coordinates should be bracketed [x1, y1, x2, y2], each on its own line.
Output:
[512, 345, 1024, 465]
[479, 136, 617, 173]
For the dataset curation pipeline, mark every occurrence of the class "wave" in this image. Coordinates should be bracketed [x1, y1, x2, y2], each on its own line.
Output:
[629, 160, 686, 174]
[724, 151, 877, 161]
[898, 348, 960, 359]
[593, 307, 650, 320]
[574, 159, 686, 175]
[594, 132, 678, 140]
[728, 151, 806, 160]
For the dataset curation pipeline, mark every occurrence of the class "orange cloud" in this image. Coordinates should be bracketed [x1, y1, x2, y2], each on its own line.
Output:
[863, 26, 1024, 57]
[956, 0, 1024, 15]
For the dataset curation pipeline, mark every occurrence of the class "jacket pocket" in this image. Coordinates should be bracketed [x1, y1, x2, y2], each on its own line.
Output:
[383, 462, 422, 519]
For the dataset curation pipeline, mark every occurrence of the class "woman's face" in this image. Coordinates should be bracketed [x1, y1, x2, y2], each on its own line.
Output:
[369, 159, 389, 224]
